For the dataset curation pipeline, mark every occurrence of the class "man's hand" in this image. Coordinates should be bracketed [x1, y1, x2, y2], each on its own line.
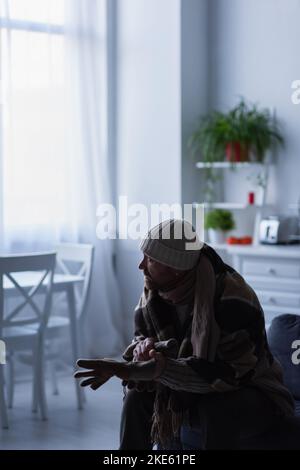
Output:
[74, 352, 166, 391]
[124, 338, 178, 392]
[74, 358, 129, 391]
[133, 337, 156, 361]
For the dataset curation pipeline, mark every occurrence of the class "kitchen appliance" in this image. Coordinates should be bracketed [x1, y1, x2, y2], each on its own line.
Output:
[259, 215, 300, 244]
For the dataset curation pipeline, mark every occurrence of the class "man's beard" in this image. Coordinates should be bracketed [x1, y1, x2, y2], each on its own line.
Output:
[143, 272, 158, 290]
[143, 270, 186, 292]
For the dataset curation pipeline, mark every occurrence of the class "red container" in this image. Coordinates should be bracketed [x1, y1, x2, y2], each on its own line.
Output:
[225, 142, 249, 162]
[248, 192, 255, 205]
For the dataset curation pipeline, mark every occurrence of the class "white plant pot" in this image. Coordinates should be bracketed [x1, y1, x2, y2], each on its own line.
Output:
[208, 229, 226, 245]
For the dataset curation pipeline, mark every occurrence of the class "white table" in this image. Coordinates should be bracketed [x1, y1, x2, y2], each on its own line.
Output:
[4, 271, 85, 409]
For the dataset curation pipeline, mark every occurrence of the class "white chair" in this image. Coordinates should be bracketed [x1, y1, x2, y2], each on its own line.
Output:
[14, 243, 94, 411]
[0, 252, 56, 429]
[53, 243, 94, 353]
[45, 243, 94, 406]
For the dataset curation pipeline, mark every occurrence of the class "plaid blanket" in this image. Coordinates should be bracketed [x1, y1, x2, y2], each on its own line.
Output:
[123, 245, 295, 445]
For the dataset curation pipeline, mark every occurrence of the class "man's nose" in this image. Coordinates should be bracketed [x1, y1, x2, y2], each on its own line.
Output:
[139, 256, 146, 270]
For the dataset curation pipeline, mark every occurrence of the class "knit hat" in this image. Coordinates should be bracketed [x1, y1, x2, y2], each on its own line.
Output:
[139, 219, 204, 270]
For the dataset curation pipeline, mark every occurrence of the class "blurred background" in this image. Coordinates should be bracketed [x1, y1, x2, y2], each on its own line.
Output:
[0, 0, 300, 450]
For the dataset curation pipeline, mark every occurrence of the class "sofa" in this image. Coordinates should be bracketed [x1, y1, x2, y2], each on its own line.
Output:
[179, 314, 300, 450]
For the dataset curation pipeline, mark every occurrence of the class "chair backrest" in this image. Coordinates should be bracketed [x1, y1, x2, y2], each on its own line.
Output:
[0, 252, 56, 334]
[54, 243, 94, 322]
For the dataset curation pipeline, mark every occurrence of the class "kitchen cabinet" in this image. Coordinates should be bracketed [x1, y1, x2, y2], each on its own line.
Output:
[215, 245, 300, 328]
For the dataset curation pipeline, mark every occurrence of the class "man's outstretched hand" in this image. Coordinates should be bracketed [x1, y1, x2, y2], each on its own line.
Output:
[74, 350, 166, 391]
[74, 358, 128, 390]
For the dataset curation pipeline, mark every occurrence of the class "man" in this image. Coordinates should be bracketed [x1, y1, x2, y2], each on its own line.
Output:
[75, 219, 294, 450]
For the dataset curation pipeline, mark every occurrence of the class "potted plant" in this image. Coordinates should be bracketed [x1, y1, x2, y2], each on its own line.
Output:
[189, 99, 284, 164]
[204, 209, 235, 244]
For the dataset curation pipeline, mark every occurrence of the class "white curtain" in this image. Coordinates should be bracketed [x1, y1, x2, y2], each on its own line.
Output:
[0, 0, 125, 356]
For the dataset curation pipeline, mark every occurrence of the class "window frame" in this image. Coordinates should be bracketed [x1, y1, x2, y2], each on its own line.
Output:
[0, 0, 116, 248]
[0, 17, 64, 35]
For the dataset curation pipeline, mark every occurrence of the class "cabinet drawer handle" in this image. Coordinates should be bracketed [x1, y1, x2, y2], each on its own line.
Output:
[268, 268, 276, 275]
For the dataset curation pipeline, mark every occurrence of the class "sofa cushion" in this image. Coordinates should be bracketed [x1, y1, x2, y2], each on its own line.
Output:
[240, 415, 300, 450]
[177, 314, 300, 450]
[180, 415, 300, 450]
[267, 314, 300, 400]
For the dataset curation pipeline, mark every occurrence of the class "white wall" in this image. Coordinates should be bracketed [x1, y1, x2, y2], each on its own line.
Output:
[181, 0, 209, 206]
[114, 0, 300, 342]
[116, 0, 182, 342]
[209, 0, 300, 212]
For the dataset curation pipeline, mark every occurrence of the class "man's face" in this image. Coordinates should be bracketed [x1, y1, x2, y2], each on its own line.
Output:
[139, 254, 179, 287]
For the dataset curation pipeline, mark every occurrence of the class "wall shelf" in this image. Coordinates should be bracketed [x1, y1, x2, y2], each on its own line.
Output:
[194, 158, 272, 245]
[193, 202, 263, 210]
[195, 161, 265, 169]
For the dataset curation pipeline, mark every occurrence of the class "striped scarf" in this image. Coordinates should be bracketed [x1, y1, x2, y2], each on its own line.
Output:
[136, 252, 221, 446]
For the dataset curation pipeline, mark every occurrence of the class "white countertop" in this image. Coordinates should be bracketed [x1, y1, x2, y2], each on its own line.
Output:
[210, 243, 300, 258]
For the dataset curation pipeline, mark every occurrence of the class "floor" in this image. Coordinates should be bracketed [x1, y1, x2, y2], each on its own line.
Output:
[0, 372, 123, 450]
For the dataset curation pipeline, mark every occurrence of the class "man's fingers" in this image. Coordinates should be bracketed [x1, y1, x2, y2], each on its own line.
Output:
[148, 350, 166, 378]
[90, 379, 107, 390]
[133, 348, 140, 359]
[126, 381, 136, 389]
[148, 349, 157, 359]
[80, 378, 95, 387]
[149, 349, 163, 361]
[74, 370, 96, 379]
[134, 350, 147, 361]
[77, 359, 100, 369]
[133, 338, 154, 358]
[136, 345, 143, 356]
[76, 358, 117, 370]
[142, 340, 154, 355]
[80, 377, 109, 389]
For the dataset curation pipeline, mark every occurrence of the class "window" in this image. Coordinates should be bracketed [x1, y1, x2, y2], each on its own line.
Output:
[0, 0, 67, 245]
[3, 0, 64, 24]
[0, 0, 108, 251]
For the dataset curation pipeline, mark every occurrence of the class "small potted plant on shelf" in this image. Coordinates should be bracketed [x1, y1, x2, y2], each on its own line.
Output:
[189, 99, 284, 164]
[204, 209, 235, 244]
